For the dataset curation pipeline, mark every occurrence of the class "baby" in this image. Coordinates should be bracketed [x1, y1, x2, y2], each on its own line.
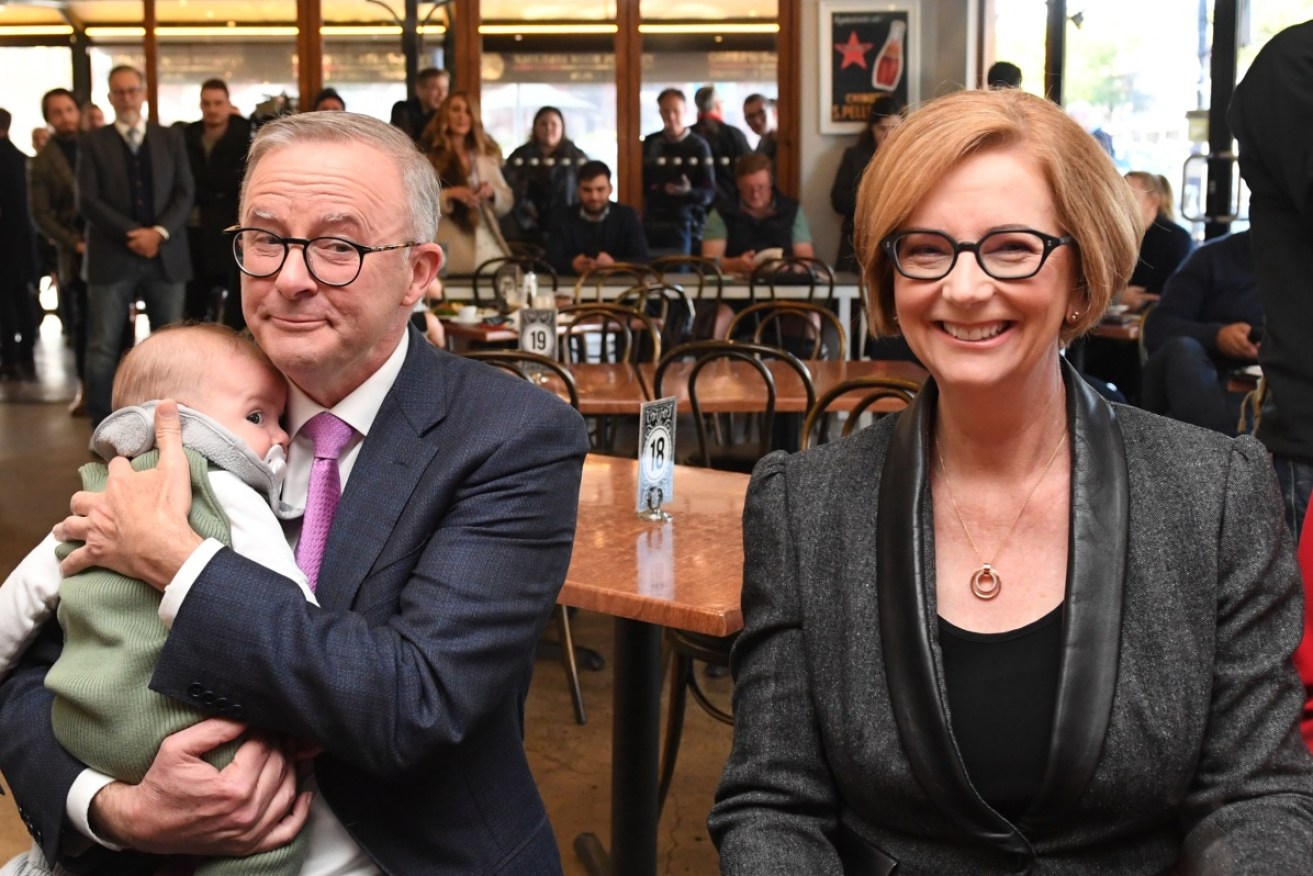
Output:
[0, 323, 311, 876]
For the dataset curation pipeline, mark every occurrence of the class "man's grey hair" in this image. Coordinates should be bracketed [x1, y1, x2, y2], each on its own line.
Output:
[241, 111, 440, 242]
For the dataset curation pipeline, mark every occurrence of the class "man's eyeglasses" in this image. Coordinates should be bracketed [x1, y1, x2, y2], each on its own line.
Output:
[226, 226, 422, 287]
[109, 87, 143, 98]
[880, 228, 1075, 282]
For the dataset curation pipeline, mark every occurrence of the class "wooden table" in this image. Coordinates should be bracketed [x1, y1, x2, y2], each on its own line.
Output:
[562, 455, 748, 876]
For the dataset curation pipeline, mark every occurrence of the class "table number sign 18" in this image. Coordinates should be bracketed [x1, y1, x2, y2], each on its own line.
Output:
[638, 397, 676, 520]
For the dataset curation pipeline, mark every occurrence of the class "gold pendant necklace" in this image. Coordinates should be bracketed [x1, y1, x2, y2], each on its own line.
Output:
[935, 426, 1067, 601]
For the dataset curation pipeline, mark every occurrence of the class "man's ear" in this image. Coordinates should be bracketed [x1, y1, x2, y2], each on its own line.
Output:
[403, 242, 444, 307]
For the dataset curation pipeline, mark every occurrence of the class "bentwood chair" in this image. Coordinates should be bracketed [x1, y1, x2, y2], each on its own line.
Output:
[471, 255, 558, 308]
[725, 300, 848, 362]
[573, 262, 660, 303]
[748, 255, 837, 305]
[651, 340, 814, 813]
[801, 376, 920, 449]
[461, 350, 592, 724]
[650, 254, 726, 340]
[615, 282, 695, 355]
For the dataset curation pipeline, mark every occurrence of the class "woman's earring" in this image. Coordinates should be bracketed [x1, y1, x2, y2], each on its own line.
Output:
[1067, 310, 1082, 324]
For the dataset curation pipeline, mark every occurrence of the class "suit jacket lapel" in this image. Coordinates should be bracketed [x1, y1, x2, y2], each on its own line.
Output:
[876, 360, 1128, 845]
[315, 331, 447, 610]
[1027, 360, 1128, 821]
[877, 379, 1029, 852]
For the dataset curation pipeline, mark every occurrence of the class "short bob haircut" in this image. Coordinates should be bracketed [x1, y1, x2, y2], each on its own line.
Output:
[853, 88, 1141, 344]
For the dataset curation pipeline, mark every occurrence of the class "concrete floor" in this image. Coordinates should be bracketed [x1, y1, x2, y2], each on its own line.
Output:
[0, 314, 731, 874]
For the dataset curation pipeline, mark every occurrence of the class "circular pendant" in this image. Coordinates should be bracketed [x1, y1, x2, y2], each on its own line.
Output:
[970, 565, 1002, 600]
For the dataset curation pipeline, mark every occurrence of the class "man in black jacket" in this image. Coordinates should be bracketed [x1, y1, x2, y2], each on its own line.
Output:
[184, 78, 251, 326]
[642, 88, 716, 256]
[692, 84, 752, 211]
[0, 108, 40, 380]
[545, 160, 648, 275]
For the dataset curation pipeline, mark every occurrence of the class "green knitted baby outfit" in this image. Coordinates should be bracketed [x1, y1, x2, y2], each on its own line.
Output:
[46, 447, 308, 876]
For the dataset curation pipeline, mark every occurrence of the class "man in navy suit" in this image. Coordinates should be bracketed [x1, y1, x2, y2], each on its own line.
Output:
[0, 112, 588, 874]
[79, 64, 194, 426]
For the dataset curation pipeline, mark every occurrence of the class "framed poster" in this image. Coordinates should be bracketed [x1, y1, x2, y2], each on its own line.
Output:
[819, 0, 921, 135]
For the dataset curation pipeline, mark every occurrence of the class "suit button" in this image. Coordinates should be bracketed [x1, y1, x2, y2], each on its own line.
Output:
[201, 692, 216, 705]
[229, 705, 246, 719]
[214, 697, 230, 711]
[188, 683, 204, 698]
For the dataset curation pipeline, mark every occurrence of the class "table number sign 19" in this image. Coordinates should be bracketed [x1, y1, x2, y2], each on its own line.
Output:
[519, 308, 558, 361]
[637, 397, 676, 520]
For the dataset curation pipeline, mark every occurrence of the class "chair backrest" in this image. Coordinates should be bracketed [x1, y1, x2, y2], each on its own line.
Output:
[650, 255, 726, 303]
[724, 301, 848, 361]
[1137, 302, 1157, 367]
[573, 262, 661, 302]
[655, 340, 815, 468]
[463, 350, 580, 410]
[801, 377, 920, 449]
[472, 255, 559, 307]
[616, 282, 695, 354]
[559, 302, 660, 365]
[749, 255, 837, 305]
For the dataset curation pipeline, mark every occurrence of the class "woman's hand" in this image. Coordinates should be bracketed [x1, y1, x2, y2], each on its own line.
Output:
[445, 186, 481, 209]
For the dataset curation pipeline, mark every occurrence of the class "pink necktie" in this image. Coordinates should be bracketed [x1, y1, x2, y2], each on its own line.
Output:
[295, 412, 355, 591]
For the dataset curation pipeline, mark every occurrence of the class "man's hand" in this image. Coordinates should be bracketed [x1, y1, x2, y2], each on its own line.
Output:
[663, 174, 692, 197]
[89, 719, 311, 856]
[571, 254, 596, 274]
[55, 400, 201, 588]
[1217, 321, 1260, 360]
[126, 227, 162, 259]
[1120, 284, 1160, 312]
[594, 251, 616, 268]
[723, 252, 756, 275]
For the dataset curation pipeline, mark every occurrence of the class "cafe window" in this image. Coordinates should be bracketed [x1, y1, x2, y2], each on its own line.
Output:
[0, 46, 74, 155]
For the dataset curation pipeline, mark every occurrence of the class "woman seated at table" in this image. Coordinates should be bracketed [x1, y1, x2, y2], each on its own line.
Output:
[423, 91, 513, 275]
[709, 87, 1313, 874]
[501, 106, 589, 250]
[1122, 170, 1193, 312]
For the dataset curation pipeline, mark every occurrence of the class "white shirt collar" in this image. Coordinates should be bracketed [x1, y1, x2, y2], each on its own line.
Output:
[113, 117, 147, 143]
[286, 330, 410, 441]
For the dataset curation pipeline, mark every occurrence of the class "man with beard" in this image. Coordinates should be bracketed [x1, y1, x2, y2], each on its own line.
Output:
[184, 78, 252, 326]
[30, 89, 88, 403]
[546, 160, 649, 274]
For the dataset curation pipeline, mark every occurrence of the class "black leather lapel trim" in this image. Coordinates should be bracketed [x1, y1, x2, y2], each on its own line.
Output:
[876, 379, 1027, 852]
[1026, 360, 1128, 821]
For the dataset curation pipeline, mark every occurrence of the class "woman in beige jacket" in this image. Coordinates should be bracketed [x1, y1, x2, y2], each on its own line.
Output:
[424, 91, 513, 275]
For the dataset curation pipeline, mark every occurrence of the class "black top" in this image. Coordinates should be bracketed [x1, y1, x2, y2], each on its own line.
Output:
[939, 603, 1063, 822]
[1130, 217, 1194, 296]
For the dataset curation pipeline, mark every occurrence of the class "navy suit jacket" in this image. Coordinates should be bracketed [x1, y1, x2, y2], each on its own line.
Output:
[77, 122, 193, 284]
[0, 330, 589, 874]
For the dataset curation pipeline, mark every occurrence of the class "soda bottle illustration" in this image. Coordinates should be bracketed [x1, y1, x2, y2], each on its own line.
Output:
[873, 19, 906, 91]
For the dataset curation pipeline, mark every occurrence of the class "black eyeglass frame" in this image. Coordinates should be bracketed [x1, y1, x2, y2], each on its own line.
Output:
[225, 225, 423, 287]
[880, 228, 1076, 282]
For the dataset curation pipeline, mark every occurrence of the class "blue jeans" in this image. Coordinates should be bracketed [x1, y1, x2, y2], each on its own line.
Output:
[1273, 453, 1313, 537]
[86, 259, 184, 426]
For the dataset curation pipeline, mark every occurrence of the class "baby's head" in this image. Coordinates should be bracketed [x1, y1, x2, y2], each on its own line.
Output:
[112, 324, 289, 459]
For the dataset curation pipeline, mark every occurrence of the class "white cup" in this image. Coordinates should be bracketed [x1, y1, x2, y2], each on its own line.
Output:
[458, 304, 479, 322]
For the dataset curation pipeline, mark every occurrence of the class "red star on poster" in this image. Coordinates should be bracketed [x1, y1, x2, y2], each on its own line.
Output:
[835, 30, 873, 70]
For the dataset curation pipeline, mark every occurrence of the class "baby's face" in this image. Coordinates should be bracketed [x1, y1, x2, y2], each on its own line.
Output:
[191, 353, 289, 460]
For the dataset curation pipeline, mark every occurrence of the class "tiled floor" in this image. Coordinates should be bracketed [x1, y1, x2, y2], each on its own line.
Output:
[0, 315, 731, 873]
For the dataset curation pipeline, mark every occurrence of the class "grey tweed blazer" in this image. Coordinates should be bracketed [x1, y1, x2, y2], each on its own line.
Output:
[710, 363, 1313, 875]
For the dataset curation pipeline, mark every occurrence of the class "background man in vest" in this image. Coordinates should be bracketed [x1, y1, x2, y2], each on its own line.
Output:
[701, 152, 814, 275]
[79, 64, 193, 426]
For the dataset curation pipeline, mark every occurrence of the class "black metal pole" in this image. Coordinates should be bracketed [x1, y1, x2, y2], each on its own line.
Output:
[1044, 0, 1066, 104]
[1205, 0, 1240, 239]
